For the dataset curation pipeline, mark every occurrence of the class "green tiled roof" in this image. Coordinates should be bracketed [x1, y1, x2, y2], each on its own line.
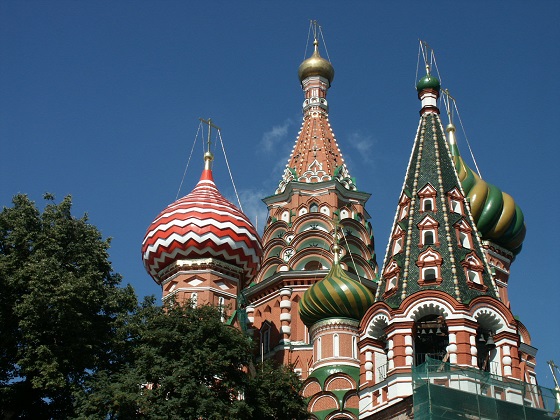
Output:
[376, 112, 497, 308]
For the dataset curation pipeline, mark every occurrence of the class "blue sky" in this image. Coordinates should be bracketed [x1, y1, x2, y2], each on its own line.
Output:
[1, 2, 559, 387]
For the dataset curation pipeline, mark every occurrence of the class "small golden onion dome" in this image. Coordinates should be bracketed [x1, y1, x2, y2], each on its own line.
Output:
[298, 39, 335, 84]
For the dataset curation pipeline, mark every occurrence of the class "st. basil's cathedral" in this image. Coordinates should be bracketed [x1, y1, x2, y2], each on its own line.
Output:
[140, 30, 556, 420]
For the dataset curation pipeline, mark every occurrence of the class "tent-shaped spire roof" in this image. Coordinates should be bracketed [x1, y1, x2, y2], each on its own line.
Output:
[275, 37, 356, 194]
[375, 74, 498, 307]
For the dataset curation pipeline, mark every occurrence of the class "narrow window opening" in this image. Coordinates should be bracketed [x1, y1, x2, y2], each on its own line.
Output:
[393, 238, 402, 255]
[261, 325, 271, 355]
[423, 199, 433, 211]
[460, 232, 470, 248]
[218, 296, 225, 322]
[333, 334, 340, 357]
[424, 268, 437, 282]
[400, 205, 409, 220]
[424, 231, 435, 246]
[468, 270, 481, 284]
[451, 200, 461, 214]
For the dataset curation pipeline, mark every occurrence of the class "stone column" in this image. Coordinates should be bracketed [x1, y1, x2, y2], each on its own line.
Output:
[279, 287, 292, 344]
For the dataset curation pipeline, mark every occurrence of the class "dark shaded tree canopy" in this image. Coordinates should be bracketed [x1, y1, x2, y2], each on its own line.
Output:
[76, 299, 308, 420]
[0, 194, 307, 419]
[0, 194, 137, 419]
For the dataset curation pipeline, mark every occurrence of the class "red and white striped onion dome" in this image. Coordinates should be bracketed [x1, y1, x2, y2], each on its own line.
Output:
[141, 166, 262, 285]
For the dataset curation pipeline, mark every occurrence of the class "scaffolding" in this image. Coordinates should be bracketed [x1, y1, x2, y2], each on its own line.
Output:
[412, 357, 559, 419]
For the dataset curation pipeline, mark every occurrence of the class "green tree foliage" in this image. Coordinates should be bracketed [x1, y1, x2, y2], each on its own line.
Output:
[0, 194, 137, 419]
[77, 299, 308, 420]
[246, 360, 308, 420]
[0, 194, 307, 419]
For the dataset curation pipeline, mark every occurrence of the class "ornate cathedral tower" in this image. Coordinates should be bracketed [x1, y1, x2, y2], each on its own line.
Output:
[358, 67, 539, 419]
[142, 146, 262, 321]
[244, 34, 378, 380]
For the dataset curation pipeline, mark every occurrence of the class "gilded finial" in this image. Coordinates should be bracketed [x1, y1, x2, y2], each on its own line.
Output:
[298, 21, 334, 84]
[204, 151, 214, 170]
[199, 117, 220, 170]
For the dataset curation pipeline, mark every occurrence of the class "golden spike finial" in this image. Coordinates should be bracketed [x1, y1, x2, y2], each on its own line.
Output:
[199, 117, 220, 170]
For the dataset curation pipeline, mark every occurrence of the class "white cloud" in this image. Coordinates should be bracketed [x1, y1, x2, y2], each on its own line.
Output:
[260, 119, 293, 153]
[347, 131, 376, 164]
[237, 188, 269, 235]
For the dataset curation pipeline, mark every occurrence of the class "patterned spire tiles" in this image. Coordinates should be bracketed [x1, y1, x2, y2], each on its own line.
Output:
[376, 112, 498, 308]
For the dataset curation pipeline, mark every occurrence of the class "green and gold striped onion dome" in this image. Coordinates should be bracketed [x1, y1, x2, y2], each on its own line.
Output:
[452, 146, 526, 255]
[299, 263, 374, 327]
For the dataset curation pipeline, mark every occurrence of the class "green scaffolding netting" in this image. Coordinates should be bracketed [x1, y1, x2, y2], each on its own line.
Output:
[412, 357, 559, 420]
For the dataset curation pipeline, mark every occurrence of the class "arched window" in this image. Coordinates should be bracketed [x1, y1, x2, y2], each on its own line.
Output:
[393, 238, 402, 255]
[451, 200, 461, 214]
[400, 205, 409, 221]
[218, 296, 225, 322]
[414, 315, 449, 366]
[304, 260, 323, 271]
[423, 199, 433, 211]
[447, 188, 464, 215]
[391, 225, 405, 255]
[310, 202, 318, 212]
[398, 193, 411, 221]
[383, 260, 400, 297]
[190, 292, 198, 307]
[418, 184, 437, 213]
[462, 252, 487, 291]
[333, 334, 340, 357]
[261, 322, 271, 355]
[388, 276, 397, 290]
[317, 337, 322, 360]
[416, 248, 443, 286]
[423, 268, 437, 282]
[459, 232, 471, 248]
[424, 231, 435, 245]
[468, 269, 481, 284]
[418, 215, 440, 248]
